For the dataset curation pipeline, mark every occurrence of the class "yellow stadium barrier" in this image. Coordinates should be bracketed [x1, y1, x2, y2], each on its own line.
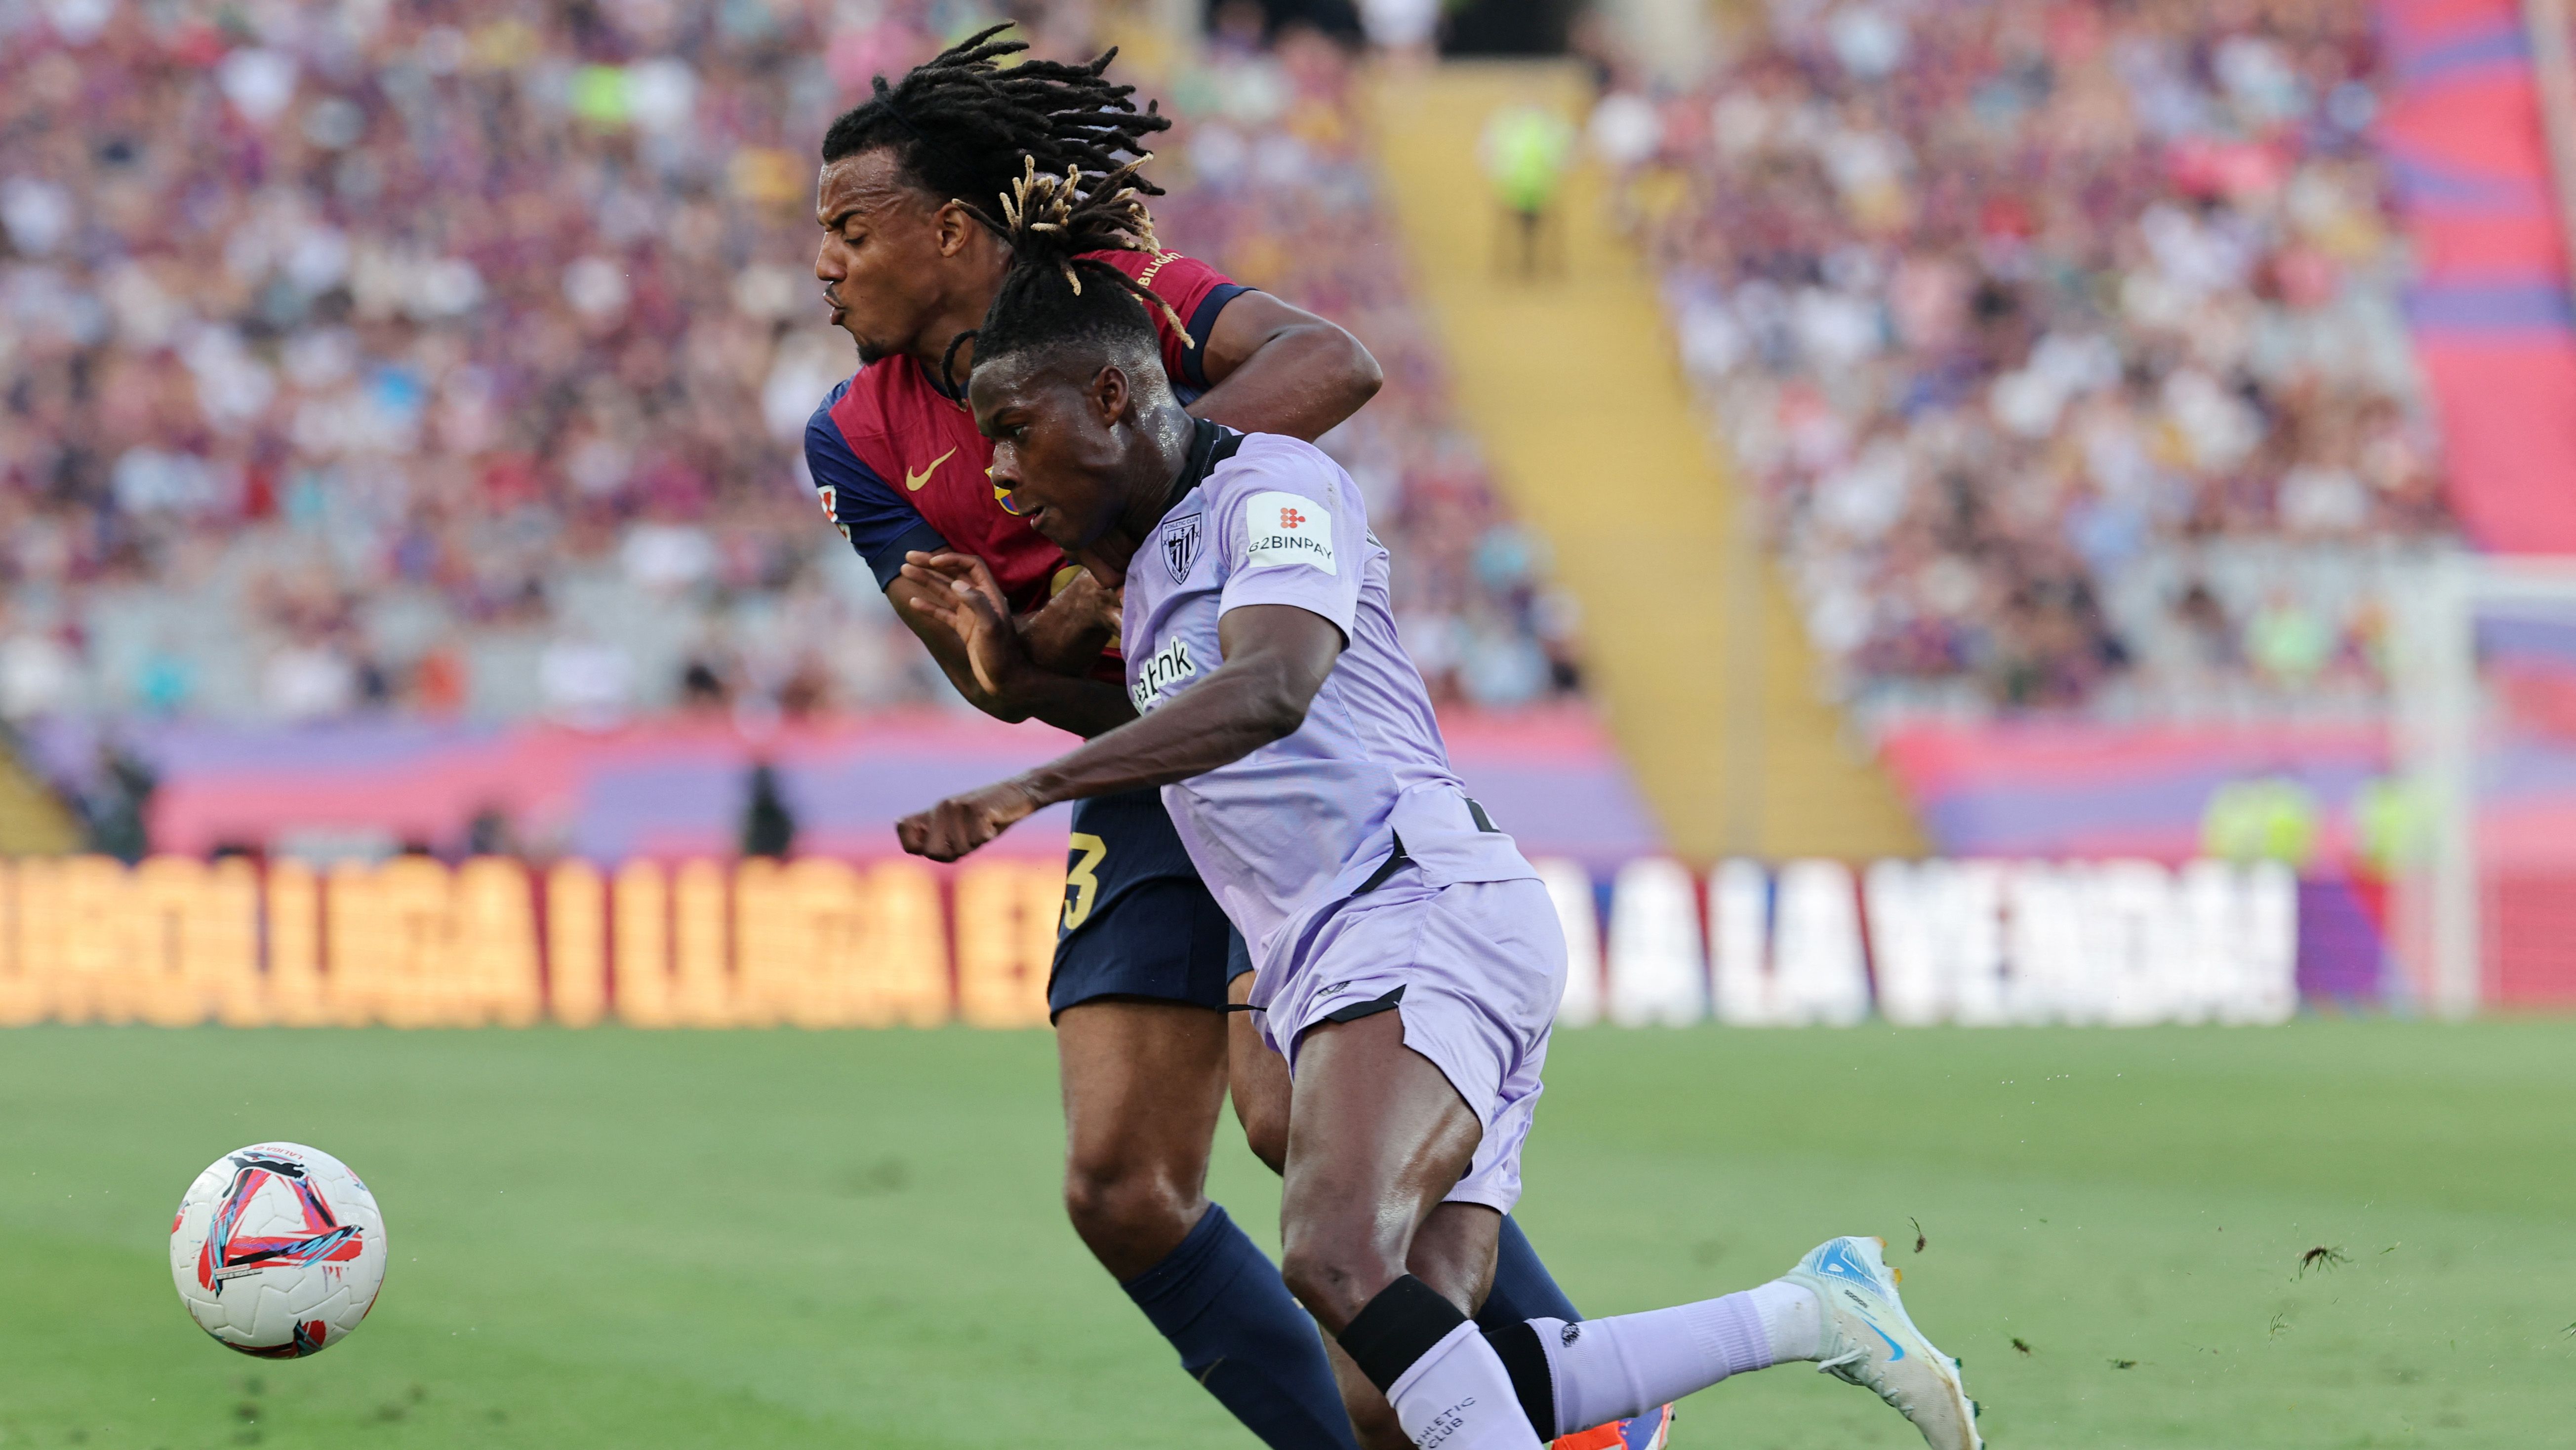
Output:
[609, 857, 674, 1028]
[265, 858, 327, 1026]
[672, 858, 731, 1028]
[546, 860, 608, 1028]
[0, 853, 1069, 1029]
[953, 860, 1060, 1030]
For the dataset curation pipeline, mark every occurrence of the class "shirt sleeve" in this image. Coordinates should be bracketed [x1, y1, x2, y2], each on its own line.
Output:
[1094, 249, 1252, 394]
[1215, 445, 1365, 642]
[804, 389, 948, 589]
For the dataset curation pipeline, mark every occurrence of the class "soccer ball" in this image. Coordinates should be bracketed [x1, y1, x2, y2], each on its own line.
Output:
[169, 1143, 388, 1358]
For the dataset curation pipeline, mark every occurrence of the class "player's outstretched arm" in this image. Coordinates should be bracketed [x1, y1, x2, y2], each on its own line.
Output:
[896, 603, 1342, 861]
[897, 551, 1136, 738]
[1188, 291, 1382, 443]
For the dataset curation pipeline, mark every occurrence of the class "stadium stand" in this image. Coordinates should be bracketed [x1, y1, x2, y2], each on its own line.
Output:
[0, 0, 1573, 743]
[1373, 60, 1924, 862]
[1598, 0, 2450, 725]
[1157, 26, 1587, 707]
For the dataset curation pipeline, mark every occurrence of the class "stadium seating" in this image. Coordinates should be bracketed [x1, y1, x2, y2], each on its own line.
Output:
[0, 2, 1574, 737]
[1599, 0, 2447, 723]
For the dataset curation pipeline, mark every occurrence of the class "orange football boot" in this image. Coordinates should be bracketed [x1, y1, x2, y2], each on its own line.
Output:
[1550, 1404, 1674, 1450]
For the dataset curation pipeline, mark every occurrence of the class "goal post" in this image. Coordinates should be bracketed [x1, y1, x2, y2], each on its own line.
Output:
[2388, 550, 2576, 1017]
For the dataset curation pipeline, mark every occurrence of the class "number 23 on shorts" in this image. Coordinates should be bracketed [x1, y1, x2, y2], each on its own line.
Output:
[1062, 832, 1107, 931]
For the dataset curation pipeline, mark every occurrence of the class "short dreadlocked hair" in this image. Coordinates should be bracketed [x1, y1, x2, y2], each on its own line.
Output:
[819, 23, 1171, 231]
[970, 157, 1187, 385]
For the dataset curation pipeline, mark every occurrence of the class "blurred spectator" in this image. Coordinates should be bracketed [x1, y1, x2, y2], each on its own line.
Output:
[1602, 0, 2446, 721]
[1481, 103, 1577, 277]
[0, 2, 1571, 725]
[1358, 0, 1438, 66]
[539, 631, 632, 729]
[464, 805, 517, 857]
[2201, 773, 2318, 866]
[78, 738, 156, 862]
[740, 760, 795, 858]
[679, 655, 731, 712]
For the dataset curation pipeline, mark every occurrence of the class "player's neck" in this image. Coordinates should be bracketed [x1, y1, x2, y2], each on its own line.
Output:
[1081, 405, 1197, 582]
[902, 312, 986, 392]
[903, 249, 1010, 388]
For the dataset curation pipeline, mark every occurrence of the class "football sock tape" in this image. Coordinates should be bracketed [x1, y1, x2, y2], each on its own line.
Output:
[1483, 1320, 1559, 1439]
[1336, 1273, 1467, 1394]
[1339, 1275, 1569, 1442]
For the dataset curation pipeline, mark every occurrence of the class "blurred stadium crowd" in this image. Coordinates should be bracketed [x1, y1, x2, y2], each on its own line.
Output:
[0, 0, 1574, 729]
[1598, 0, 2446, 721]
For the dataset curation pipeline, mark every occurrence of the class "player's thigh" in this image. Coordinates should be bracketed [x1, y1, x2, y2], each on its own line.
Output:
[1055, 997, 1231, 1181]
[1227, 965, 1292, 1174]
[1277, 1008, 1484, 1331]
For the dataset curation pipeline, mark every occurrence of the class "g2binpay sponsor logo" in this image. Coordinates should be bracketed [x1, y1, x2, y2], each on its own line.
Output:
[1243, 490, 1335, 575]
[1129, 636, 1197, 714]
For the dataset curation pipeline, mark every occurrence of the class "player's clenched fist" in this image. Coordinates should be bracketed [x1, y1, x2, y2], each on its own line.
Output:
[896, 779, 1043, 861]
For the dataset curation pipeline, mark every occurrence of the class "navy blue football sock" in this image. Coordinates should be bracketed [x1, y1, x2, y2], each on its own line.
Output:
[1121, 1202, 1361, 1450]
[1479, 1213, 1583, 1329]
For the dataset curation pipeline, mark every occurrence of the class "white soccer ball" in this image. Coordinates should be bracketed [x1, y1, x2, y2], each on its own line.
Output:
[169, 1142, 389, 1358]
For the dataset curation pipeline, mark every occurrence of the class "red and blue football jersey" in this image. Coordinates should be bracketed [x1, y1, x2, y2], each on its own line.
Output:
[803, 248, 1248, 615]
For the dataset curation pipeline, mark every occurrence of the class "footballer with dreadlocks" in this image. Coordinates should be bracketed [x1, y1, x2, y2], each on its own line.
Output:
[800, 28, 1641, 1450]
[894, 163, 1983, 1450]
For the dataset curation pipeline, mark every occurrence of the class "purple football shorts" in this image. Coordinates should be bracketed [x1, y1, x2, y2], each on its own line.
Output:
[1260, 869, 1566, 1214]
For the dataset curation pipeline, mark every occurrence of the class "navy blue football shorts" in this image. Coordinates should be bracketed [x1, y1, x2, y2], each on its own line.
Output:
[1048, 787, 1256, 1019]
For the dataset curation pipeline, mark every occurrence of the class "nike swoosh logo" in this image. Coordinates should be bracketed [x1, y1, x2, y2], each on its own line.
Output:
[905, 447, 958, 491]
[1868, 1323, 1907, 1362]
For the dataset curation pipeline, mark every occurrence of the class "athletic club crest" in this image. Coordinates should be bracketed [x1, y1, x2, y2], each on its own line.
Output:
[1161, 513, 1202, 582]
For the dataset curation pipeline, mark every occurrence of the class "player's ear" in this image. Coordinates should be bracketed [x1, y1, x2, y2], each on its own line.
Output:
[934, 199, 978, 258]
[1090, 362, 1131, 426]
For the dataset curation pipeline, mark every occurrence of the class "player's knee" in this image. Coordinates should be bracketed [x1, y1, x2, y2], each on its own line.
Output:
[1277, 1227, 1405, 1329]
[1061, 1157, 1197, 1259]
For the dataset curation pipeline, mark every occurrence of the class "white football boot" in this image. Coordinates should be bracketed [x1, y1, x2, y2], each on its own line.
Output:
[1782, 1236, 1981, 1450]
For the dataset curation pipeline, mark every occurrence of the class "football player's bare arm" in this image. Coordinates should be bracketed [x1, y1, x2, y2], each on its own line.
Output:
[1188, 291, 1383, 444]
[886, 571, 1134, 738]
[901, 549, 1125, 707]
[1015, 565, 1120, 676]
[897, 604, 1343, 861]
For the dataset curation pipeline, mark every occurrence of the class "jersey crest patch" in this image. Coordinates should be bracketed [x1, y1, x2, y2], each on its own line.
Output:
[1244, 491, 1336, 576]
[1160, 512, 1203, 583]
[815, 485, 851, 542]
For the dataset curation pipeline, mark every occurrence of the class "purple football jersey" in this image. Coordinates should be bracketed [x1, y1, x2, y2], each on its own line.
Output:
[1121, 423, 1537, 983]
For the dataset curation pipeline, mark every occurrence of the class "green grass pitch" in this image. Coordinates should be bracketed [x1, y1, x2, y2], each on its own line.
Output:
[2, 1019, 2568, 1449]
